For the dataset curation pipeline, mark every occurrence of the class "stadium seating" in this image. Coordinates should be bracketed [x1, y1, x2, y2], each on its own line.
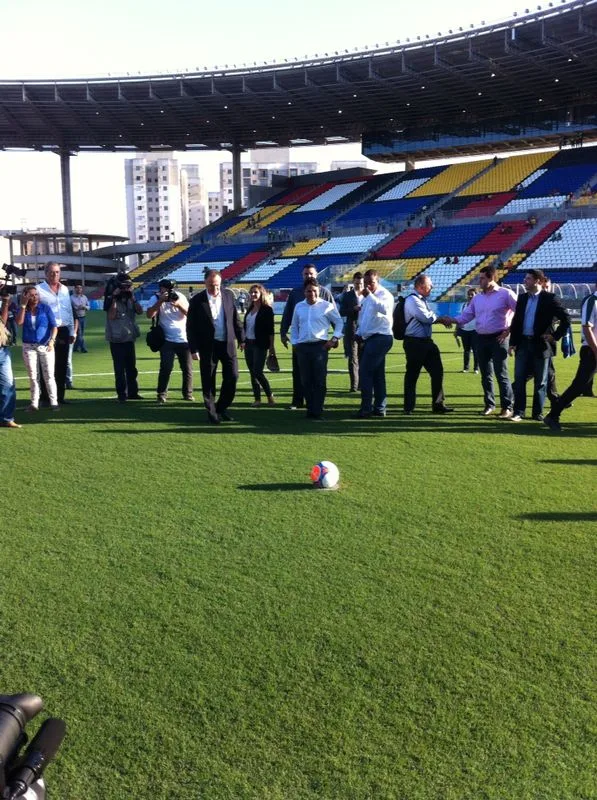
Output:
[458, 152, 554, 196]
[310, 234, 387, 255]
[497, 195, 567, 214]
[280, 238, 326, 256]
[419, 256, 486, 299]
[401, 223, 496, 258]
[468, 220, 530, 254]
[408, 159, 493, 197]
[451, 192, 516, 217]
[295, 181, 366, 212]
[511, 219, 597, 271]
[375, 228, 432, 258]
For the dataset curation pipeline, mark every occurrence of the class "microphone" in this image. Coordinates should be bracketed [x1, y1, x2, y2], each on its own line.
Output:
[6, 718, 66, 800]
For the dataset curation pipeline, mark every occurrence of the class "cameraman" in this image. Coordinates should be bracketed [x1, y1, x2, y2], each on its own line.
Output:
[147, 279, 193, 403]
[0, 289, 21, 427]
[106, 273, 143, 403]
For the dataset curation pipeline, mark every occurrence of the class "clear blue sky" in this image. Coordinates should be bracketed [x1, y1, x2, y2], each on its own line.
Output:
[0, 0, 565, 257]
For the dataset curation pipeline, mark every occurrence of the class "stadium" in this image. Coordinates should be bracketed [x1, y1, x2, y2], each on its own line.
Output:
[1, 1, 595, 798]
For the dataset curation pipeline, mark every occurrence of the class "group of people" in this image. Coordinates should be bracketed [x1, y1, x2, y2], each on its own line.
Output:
[1, 261, 595, 433]
[0, 262, 91, 427]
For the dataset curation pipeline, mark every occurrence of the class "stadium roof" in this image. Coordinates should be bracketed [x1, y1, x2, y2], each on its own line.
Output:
[0, 0, 596, 159]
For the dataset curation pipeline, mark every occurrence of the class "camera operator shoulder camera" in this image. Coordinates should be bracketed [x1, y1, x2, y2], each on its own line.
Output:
[104, 270, 136, 311]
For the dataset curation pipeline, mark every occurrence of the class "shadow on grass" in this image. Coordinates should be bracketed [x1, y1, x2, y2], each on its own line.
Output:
[238, 483, 311, 492]
[517, 512, 597, 522]
[539, 459, 597, 466]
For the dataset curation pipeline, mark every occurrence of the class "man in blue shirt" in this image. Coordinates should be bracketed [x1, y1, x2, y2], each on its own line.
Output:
[403, 274, 454, 415]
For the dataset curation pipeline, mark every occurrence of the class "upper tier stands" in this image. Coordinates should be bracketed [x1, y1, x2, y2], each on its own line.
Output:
[457, 152, 554, 196]
[139, 147, 597, 296]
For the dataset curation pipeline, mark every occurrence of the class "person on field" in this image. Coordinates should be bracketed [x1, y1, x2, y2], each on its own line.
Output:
[280, 263, 335, 410]
[353, 269, 395, 418]
[105, 273, 143, 403]
[147, 279, 194, 403]
[544, 282, 597, 431]
[402, 274, 454, 415]
[447, 265, 517, 418]
[290, 279, 343, 420]
[243, 284, 276, 407]
[508, 269, 569, 422]
[186, 270, 244, 425]
[339, 272, 365, 392]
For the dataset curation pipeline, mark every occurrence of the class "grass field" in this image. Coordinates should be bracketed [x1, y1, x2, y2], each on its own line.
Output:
[1, 311, 595, 799]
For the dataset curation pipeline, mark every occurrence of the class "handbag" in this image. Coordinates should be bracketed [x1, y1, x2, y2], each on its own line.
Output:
[146, 314, 165, 352]
[266, 351, 280, 372]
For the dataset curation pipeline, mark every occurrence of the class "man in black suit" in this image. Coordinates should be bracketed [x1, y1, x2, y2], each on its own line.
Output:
[339, 272, 365, 392]
[509, 269, 570, 422]
[186, 270, 244, 425]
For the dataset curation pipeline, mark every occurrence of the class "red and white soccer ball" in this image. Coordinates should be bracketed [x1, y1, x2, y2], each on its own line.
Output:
[310, 460, 340, 490]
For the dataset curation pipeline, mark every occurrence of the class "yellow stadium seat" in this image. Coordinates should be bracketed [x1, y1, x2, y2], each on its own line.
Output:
[130, 243, 190, 285]
[281, 238, 326, 256]
[458, 152, 554, 197]
[408, 160, 492, 197]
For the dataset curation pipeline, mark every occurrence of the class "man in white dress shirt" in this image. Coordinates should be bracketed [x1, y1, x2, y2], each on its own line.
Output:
[290, 279, 343, 420]
[353, 269, 394, 418]
[36, 262, 75, 405]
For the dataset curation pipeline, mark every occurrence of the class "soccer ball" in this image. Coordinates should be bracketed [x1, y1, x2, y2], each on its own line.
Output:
[310, 461, 340, 490]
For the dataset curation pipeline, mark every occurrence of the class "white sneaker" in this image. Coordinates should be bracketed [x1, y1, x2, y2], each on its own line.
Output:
[510, 414, 523, 422]
[481, 407, 495, 416]
[498, 409, 513, 419]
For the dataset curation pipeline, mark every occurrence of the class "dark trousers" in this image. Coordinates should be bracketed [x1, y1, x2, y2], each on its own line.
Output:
[157, 341, 193, 399]
[459, 329, 478, 371]
[513, 339, 549, 417]
[40, 325, 70, 404]
[359, 333, 393, 413]
[344, 333, 362, 391]
[110, 341, 139, 400]
[403, 336, 445, 412]
[244, 341, 272, 401]
[477, 333, 514, 411]
[296, 342, 328, 416]
[551, 346, 597, 418]
[291, 347, 304, 407]
[7, 318, 17, 345]
[199, 340, 238, 416]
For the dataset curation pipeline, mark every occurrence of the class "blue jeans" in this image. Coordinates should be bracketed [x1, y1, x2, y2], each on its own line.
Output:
[0, 347, 16, 423]
[477, 333, 514, 411]
[74, 316, 87, 351]
[359, 334, 393, 414]
[513, 339, 549, 417]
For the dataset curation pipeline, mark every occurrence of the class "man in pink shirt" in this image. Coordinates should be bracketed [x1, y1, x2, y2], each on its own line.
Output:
[447, 265, 517, 417]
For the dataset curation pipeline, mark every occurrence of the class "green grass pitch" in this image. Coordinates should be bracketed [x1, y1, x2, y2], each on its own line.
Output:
[1, 312, 595, 799]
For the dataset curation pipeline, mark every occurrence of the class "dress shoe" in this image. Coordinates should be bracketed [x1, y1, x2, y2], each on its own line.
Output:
[372, 410, 386, 417]
[543, 414, 561, 432]
[352, 410, 371, 419]
[403, 409, 413, 415]
[207, 412, 220, 425]
[480, 407, 495, 416]
[218, 411, 234, 422]
[128, 394, 144, 400]
[1, 420, 21, 428]
[433, 405, 454, 414]
[532, 414, 544, 422]
[306, 411, 323, 420]
[498, 409, 513, 419]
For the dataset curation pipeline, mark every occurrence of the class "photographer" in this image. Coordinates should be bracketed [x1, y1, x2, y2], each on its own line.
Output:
[106, 273, 143, 403]
[146, 279, 194, 403]
[16, 286, 60, 412]
[0, 289, 21, 427]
